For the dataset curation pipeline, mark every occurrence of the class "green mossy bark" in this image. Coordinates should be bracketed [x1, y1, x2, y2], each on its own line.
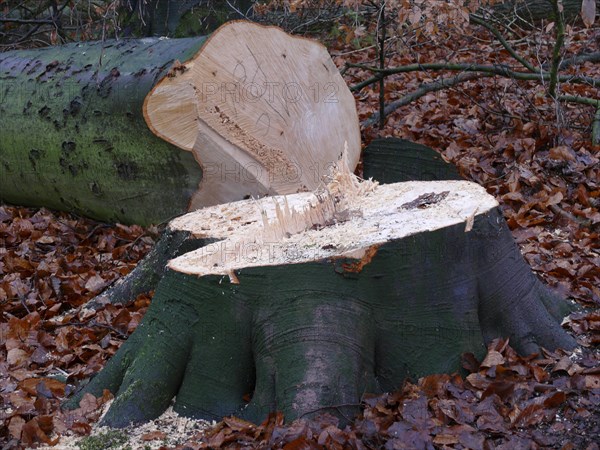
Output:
[147, 1, 253, 37]
[66, 207, 575, 427]
[65, 138, 575, 427]
[65, 270, 201, 426]
[0, 37, 207, 225]
[86, 228, 210, 310]
[362, 138, 462, 183]
[490, 0, 598, 24]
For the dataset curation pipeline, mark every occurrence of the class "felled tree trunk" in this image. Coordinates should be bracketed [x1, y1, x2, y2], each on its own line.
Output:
[489, 0, 597, 24]
[147, 0, 254, 36]
[65, 154, 576, 427]
[0, 21, 360, 225]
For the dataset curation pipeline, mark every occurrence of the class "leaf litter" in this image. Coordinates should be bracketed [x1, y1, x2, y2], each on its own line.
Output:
[1, 14, 600, 450]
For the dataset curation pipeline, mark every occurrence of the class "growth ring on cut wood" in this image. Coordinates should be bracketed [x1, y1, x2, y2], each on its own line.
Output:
[144, 20, 361, 208]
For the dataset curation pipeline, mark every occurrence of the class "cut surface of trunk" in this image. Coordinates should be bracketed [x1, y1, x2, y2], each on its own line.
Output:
[144, 20, 360, 209]
[0, 21, 360, 224]
[64, 163, 575, 427]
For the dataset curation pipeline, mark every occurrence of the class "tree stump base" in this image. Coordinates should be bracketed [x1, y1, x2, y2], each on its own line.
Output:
[65, 164, 575, 427]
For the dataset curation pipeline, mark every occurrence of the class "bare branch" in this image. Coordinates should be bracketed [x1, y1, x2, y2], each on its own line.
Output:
[548, 0, 566, 98]
[348, 61, 600, 89]
[363, 72, 491, 128]
[469, 14, 538, 73]
[0, 17, 53, 24]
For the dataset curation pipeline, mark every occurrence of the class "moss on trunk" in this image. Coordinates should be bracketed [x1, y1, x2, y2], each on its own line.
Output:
[0, 37, 207, 224]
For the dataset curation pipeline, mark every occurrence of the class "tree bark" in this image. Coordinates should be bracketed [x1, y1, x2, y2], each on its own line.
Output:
[0, 21, 361, 225]
[147, 0, 254, 37]
[64, 139, 575, 427]
[0, 36, 206, 225]
[490, 0, 598, 24]
[362, 138, 462, 183]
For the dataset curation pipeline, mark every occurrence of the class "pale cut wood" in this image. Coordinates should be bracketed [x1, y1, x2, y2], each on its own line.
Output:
[144, 20, 361, 208]
[168, 174, 499, 277]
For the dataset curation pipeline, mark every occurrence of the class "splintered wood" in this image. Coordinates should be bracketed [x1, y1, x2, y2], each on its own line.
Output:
[168, 159, 499, 279]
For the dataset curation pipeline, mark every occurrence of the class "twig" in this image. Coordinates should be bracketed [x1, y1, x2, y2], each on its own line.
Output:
[225, 0, 252, 19]
[348, 61, 600, 89]
[0, 17, 53, 24]
[549, 204, 593, 228]
[548, 0, 565, 98]
[331, 37, 397, 57]
[364, 72, 491, 127]
[377, 1, 386, 129]
[350, 73, 383, 92]
[52, 319, 129, 339]
[559, 95, 600, 145]
[470, 14, 538, 73]
[14, 22, 44, 44]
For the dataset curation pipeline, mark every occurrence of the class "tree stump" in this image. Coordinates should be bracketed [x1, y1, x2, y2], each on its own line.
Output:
[65, 161, 575, 427]
[87, 138, 463, 310]
[0, 21, 360, 224]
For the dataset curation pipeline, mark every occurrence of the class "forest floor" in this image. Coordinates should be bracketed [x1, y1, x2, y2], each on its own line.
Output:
[1, 15, 599, 450]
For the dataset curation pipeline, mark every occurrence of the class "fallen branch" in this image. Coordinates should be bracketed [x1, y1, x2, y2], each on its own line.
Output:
[548, 0, 566, 98]
[363, 72, 491, 127]
[350, 72, 383, 92]
[0, 17, 53, 24]
[559, 52, 600, 70]
[559, 95, 600, 145]
[549, 204, 594, 229]
[348, 61, 600, 88]
[469, 14, 538, 73]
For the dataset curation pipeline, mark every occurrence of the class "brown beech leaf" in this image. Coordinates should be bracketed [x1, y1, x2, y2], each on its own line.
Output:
[433, 433, 459, 445]
[549, 146, 576, 162]
[8, 415, 26, 440]
[543, 391, 566, 408]
[512, 402, 545, 428]
[21, 417, 53, 446]
[7, 348, 29, 368]
[481, 381, 515, 402]
[585, 374, 600, 389]
[84, 274, 108, 293]
[283, 436, 319, 450]
[480, 350, 505, 368]
[223, 415, 256, 432]
[581, 0, 597, 27]
[420, 373, 450, 398]
[466, 373, 489, 390]
[70, 421, 92, 435]
[461, 352, 481, 373]
[19, 377, 66, 398]
[141, 431, 167, 441]
[553, 356, 573, 373]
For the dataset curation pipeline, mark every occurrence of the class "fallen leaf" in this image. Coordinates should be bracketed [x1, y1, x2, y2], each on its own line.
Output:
[581, 0, 597, 27]
[141, 431, 167, 441]
[480, 350, 505, 368]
